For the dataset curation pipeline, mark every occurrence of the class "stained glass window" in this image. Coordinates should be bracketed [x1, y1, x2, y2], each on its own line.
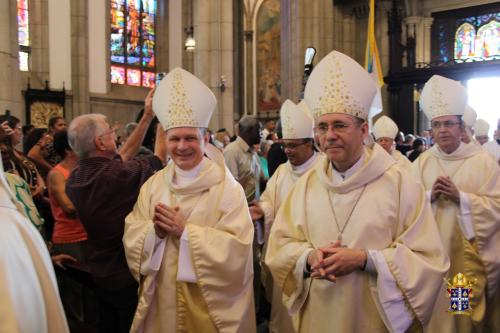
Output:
[17, 0, 30, 71]
[110, 0, 156, 86]
[455, 23, 476, 59]
[454, 20, 500, 61]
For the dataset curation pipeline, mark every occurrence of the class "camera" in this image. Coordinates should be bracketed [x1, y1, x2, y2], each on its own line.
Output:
[156, 72, 167, 86]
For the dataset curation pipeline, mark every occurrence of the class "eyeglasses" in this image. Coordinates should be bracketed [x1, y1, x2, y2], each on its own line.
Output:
[315, 121, 358, 134]
[431, 121, 461, 129]
[282, 140, 310, 149]
[98, 127, 116, 138]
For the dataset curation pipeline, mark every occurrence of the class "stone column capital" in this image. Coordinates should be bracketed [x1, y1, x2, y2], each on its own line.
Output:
[422, 17, 434, 27]
[404, 16, 422, 25]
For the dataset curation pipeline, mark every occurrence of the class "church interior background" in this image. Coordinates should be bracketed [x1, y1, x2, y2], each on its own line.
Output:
[2, 0, 499, 138]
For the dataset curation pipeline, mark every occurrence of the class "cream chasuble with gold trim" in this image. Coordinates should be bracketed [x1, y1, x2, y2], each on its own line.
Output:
[123, 147, 255, 333]
[413, 143, 500, 332]
[266, 143, 449, 332]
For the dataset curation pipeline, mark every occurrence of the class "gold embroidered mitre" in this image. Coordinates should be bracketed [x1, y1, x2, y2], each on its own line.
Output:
[153, 67, 216, 130]
[304, 50, 377, 121]
[280, 99, 314, 139]
[373, 115, 399, 140]
[419, 75, 466, 120]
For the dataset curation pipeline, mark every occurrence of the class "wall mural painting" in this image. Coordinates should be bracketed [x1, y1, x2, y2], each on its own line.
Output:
[257, 0, 281, 113]
[30, 102, 64, 129]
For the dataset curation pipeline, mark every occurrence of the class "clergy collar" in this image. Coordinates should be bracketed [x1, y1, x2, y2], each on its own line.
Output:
[291, 151, 317, 175]
[174, 157, 207, 181]
[436, 141, 465, 156]
[331, 152, 365, 185]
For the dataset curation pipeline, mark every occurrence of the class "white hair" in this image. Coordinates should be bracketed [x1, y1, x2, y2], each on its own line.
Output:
[68, 114, 107, 158]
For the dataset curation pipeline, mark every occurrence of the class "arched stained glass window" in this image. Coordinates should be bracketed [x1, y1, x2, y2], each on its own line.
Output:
[475, 21, 500, 58]
[454, 23, 475, 59]
[110, 0, 156, 87]
[17, 0, 30, 71]
[454, 20, 500, 61]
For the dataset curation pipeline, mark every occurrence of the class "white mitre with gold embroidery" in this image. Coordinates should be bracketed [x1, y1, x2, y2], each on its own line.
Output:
[474, 119, 490, 136]
[280, 100, 314, 139]
[463, 105, 477, 127]
[372, 115, 398, 140]
[419, 75, 466, 120]
[153, 67, 216, 130]
[304, 50, 377, 120]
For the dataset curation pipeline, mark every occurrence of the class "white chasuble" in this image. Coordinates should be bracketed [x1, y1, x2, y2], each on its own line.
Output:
[259, 152, 321, 333]
[124, 146, 255, 333]
[413, 143, 500, 332]
[0, 164, 68, 333]
[266, 144, 449, 332]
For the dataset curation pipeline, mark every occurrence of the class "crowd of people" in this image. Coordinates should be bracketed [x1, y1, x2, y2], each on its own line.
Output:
[1, 50, 499, 333]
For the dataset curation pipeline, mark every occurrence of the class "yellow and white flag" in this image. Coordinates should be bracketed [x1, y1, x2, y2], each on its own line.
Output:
[365, 0, 384, 124]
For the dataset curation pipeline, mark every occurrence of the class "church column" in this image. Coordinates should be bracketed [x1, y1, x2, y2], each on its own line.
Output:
[30, 0, 50, 88]
[281, 0, 334, 103]
[194, 0, 234, 132]
[342, 14, 356, 58]
[244, 30, 253, 116]
[422, 17, 434, 63]
[0, 0, 23, 118]
[404, 16, 424, 64]
[69, 0, 89, 117]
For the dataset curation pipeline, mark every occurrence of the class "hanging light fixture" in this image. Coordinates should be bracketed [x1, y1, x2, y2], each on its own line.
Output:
[184, 26, 196, 51]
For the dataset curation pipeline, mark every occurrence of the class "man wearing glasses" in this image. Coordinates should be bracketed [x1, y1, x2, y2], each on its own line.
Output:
[265, 51, 448, 333]
[412, 75, 500, 333]
[66, 90, 166, 333]
[249, 99, 320, 333]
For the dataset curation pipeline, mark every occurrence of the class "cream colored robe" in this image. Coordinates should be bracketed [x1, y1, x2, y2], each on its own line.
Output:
[266, 144, 449, 332]
[412, 143, 500, 332]
[123, 147, 255, 333]
[260, 153, 321, 333]
[0, 167, 68, 333]
[391, 149, 412, 173]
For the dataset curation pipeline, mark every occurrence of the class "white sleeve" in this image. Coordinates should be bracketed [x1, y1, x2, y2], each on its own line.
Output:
[457, 191, 475, 240]
[140, 227, 166, 275]
[286, 248, 314, 315]
[368, 250, 413, 333]
[176, 228, 198, 283]
[426, 190, 432, 203]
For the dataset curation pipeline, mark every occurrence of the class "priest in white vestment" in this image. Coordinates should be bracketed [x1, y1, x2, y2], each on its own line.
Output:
[250, 99, 321, 333]
[474, 118, 490, 145]
[413, 75, 500, 333]
[462, 104, 478, 144]
[265, 50, 449, 333]
[372, 115, 412, 172]
[482, 118, 500, 163]
[123, 68, 255, 333]
[0, 159, 69, 333]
